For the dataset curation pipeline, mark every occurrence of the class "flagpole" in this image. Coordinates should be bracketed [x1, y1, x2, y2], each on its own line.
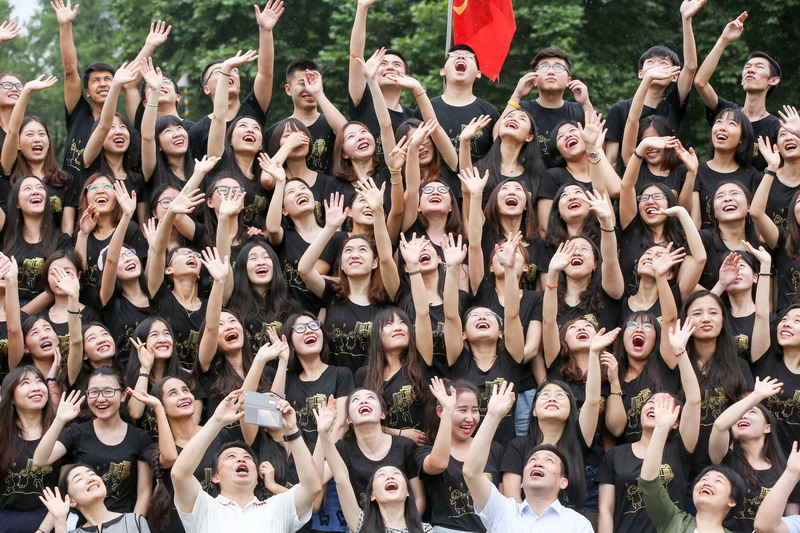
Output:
[445, 0, 453, 91]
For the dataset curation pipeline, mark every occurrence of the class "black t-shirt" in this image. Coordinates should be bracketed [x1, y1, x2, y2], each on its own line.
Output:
[63, 98, 95, 183]
[189, 90, 267, 160]
[285, 366, 354, 450]
[354, 365, 429, 433]
[416, 96, 500, 163]
[595, 438, 690, 533]
[242, 310, 288, 358]
[80, 222, 148, 311]
[772, 230, 800, 311]
[616, 358, 679, 445]
[449, 348, 525, 444]
[198, 365, 275, 424]
[764, 175, 800, 231]
[472, 278, 543, 338]
[519, 99, 585, 168]
[152, 282, 207, 370]
[635, 164, 687, 199]
[322, 279, 383, 374]
[753, 350, 800, 456]
[334, 435, 422, 508]
[420, 442, 503, 531]
[556, 290, 621, 333]
[42, 306, 101, 359]
[57, 421, 152, 513]
[265, 114, 336, 175]
[323, 166, 393, 213]
[619, 284, 683, 331]
[605, 89, 688, 145]
[706, 97, 781, 171]
[478, 225, 545, 290]
[698, 229, 765, 291]
[15, 233, 73, 302]
[101, 293, 151, 364]
[0, 173, 82, 231]
[1, 438, 60, 512]
[349, 85, 415, 152]
[535, 165, 592, 201]
[0, 321, 9, 381]
[132, 105, 195, 135]
[693, 162, 760, 230]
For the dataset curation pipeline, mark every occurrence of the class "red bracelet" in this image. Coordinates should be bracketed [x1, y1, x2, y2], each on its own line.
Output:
[545, 283, 558, 290]
[414, 89, 426, 97]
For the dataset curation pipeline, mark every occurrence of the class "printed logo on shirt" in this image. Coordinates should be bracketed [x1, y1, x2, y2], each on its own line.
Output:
[283, 262, 308, 293]
[627, 388, 652, 435]
[333, 321, 372, 359]
[623, 463, 675, 514]
[298, 394, 328, 432]
[0, 337, 7, 358]
[3, 459, 53, 495]
[252, 321, 284, 352]
[387, 385, 417, 427]
[102, 461, 131, 497]
[66, 140, 85, 172]
[50, 195, 63, 215]
[242, 195, 267, 226]
[449, 482, 475, 518]
[479, 378, 508, 417]
[20, 257, 44, 288]
[733, 333, 750, 354]
[700, 387, 729, 426]
[58, 333, 70, 358]
[735, 486, 770, 522]
[767, 390, 800, 425]
[309, 139, 328, 169]
[538, 134, 551, 158]
[583, 314, 599, 328]
[772, 211, 787, 229]
[177, 330, 200, 370]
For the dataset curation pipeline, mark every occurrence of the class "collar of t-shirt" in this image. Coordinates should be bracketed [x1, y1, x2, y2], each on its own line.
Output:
[519, 496, 565, 518]
[215, 493, 265, 510]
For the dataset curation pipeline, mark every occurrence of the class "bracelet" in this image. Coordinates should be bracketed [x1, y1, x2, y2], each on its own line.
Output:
[545, 283, 558, 290]
[507, 99, 521, 110]
[600, 226, 616, 233]
[388, 166, 402, 174]
[609, 390, 622, 396]
[585, 151, 600, 159]
[674, 349, 687, 358]
[283, 429, 302, 442]
[414, 89, 426, 97]
[220, 71, 232, 77]
[139, 372, 151, 379]
[633, 150, 645, 160]
[408, 270, 421, 276]
[587, 157, 601, 165]
[764, 168, 778, 177]
[399, 429, 403, 437]
[759, 272, 773, 276]
[146, 103, 158, 107]
[67, 309, 81, 315]
[45, 377, 58, 383]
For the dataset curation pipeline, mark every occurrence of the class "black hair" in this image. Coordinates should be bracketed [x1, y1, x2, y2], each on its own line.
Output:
[423, 379, 480, 445]
[151, 115, 195, 188]
[212, 440, 258, 476]
[547, 120, 583, 168]
[361, 467, 426, 533]
[395, 118, 443, 185]
[554, 235, 606, 318]
[709, 108, 755, 167]
[730, 404, 786, 490]
[124, 317, 185, 388]
[93, 112, 138, 180]
[446, 44, 480, 70]
[138, 69, 179, 103]
[267, 117, 314, 158]
[383, 48, 409, 74]
[638, 46, 681, 70]
[637, 115, 681, 170]
[531, 47, 572, 73]
[544, 182, 600, 248]
[286, 58, 321, 83]
[283, 311, 330, 374]
[629, 183, 685, 266]
[612, 311, 665, 393]
[708, 180, 760, 245]
[526, 443, 570, 478]
[694, 464, 746, 519]
[4, 176, 58, 259]
[484, 177, 537, 243]
[82, 62, 116, 90]
[746, 51, 781, 97]
[200, 59, 224, 87]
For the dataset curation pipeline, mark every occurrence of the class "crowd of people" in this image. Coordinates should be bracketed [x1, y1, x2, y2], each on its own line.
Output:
[3, 0, 800, 532]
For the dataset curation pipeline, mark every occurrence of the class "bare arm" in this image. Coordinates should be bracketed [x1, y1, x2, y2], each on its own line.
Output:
[261, 153, 286, 245]
[746, 243, 773, 362]
[422, 378, 456, 475]
[694, 12, 748, 110]
[51, 0, 82, 114]
[196, 248, 230, 373]
[443, 237, 465, 367]
[677, 0, 704, 102]
[1, 257, 24, 369]
[139, 58, 162, 181]
[253, 1, 284, 113]
[586, 190, 625, 299]
[133, 460, 153, 515]
[347, 0, 376, 106]
[640, 395, 680, 480]
[298, 194, 346, 298]
[99, 182, 136, 307]
[208, 51, 259, 158]
[1, 76, 58, 174]
[751, 138, 781, 249]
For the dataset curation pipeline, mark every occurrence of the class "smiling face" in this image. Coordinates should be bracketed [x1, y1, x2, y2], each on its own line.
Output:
[13, 371, 48, 411]
[636, 245, 669, 279]
[563, 238, 596, 278]
[146, 320, 174, 361]
[204, 65, 241, 99]
[416, 240, 440, 274]
[377, 54, 407, 86]
[46, 257, 79, 295]
[687, 295, 724, 340]
[725, 257, 755, 294]
[498, 110, 534, 143]
[245, 245, 274, 286]
[230, 117, 262, 155]
[145, 77, 180, 106]
[777, 126, 800, 162]
[115, 246, 142, 281]
[165, 247, 202, 278]
[496, 180, 527, 217]
[157, 122, 188, 156]
[86, 71, 113, 104]
[66, 466, 107, 508]
[154, 188, 178, 221]
[778, 308, 800, 348]
[24, 318, 58, 361]
[640, 126, 666, 166]
[533, 383, 571, 421]
[348, 193, 375, 227]
[160, 377, 195, 419]
[347, 389, 384, 425]
[0, 74, 22, 107]
[640, 392, 677, 430]
[19, 120, 50, 163]
[282, 179, 315, 218]
[279, 123, 310, 158]
[463, 307, 502, 342]
[521, 449, 568, 493]
[449, 391, 479, 441]
[712, 183, 748, 222]
[340, 238, 377, 278]
[441, 50, 480, 83]
[213, 446, 257, 490]
[102, 115, 130, 155]
[555, 123, 585, 160]
[85, 176, 116, 214]
[83, 325, 115, 364]
[693, 470, 737, 512]
[622, 317, 657, 360]
[379, 313, 410, 351]
[290, 314, 323, 356]
[342, 123, 375, 160]
[731, 405, 771, 441]
[370, 466, 409, 503]
[711, 112, 743, 151]
[419, 181, 452, 215]
[564, 318, 597, 351]
[86, 374, 123, 419]
[285, 70, 318, 111]
[637, 185, 669, 226]
[556, 185, 589, 221]
[17, 176, 47, 217]
[217, 311, 244, 353]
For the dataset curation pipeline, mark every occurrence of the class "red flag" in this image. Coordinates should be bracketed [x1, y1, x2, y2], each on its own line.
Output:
[452, 0, 516, 81]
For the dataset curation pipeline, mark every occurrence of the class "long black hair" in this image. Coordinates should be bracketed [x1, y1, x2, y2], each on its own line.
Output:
[484, 177, 537, 243]
[124, 318, 185, 388]
[361, 468, 426, 533]
[730, 404, 786, 490]
[284, 311, 331, 374]
[544, 183, 599, 248]
[630, 183, 685, 251]
[151, 115, 195, 188]
[555, 235, 606, 318]
[0, 366, 54, 474]
[3, 176, 59, 258]
[227, 241, 293, 330]
[709, 108, 755, 167]
[612, 311, 665, 391]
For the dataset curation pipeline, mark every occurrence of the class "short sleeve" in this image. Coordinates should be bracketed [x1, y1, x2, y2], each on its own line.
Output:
[782, 515, 800, 533]
[175, 484, 212, 530]
[499, 437, 525, 474]
[56, 422, 81, 453]
[604, 101, 627, 143]
[334, 367, 356, 398]
[595, 447, 616, 485]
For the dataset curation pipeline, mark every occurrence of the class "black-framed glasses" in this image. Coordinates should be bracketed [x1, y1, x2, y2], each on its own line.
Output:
[535, 63, 568, 73]
[86, 183, 114, 192]
[421, 185, 450, 194]
[204, 67, 238, 86]
[0, 81, 23, 91]
[119, 249, 137, 259]
[213, 185, 246, 196]
[636, 193, 667, 202]
[626, 321, 655, 332]
[291, 320, 321, 333]
[156, 198, 174, 209]
[86, 387, 123, 399]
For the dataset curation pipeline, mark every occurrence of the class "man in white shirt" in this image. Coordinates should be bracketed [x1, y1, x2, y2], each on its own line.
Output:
[463, 382, 593, 533]
[171, 389, 322, 533]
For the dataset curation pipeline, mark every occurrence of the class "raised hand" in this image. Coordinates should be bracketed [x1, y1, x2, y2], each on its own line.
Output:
[638, 135, 680, 153]
[259, 461, 277, 486]
[386, 135, 411, 170]
[218, 188, 245, 218]
[277, 399, 298, 433]
[459, 115, 492, 142]
[25, 75, 59, 92]
[125, 387, 163, 410]
[788, 442, 800, 476]
[680, 0, 707, 20]
[408, 119, 438, 148]
[143, 218, 159, 248]
[600, 352, 620, 387]
[223, 50, 259, 71]
[52, 266, 80, 299]
[0, 20, 20, 42]
[643, 65, 682, 84]
[590, 327, 621, 354]
[512, 71, 538, 100]
[200, 247, 230, 283]
[254, 0, 285, 31]
[130, 338, 154, 373]
[585, 189, 614, 223]
[55, 390, 85, 423]
[549, 240, 577, 273]
[48, 347, 62, 382]
[653, 393, 680, 429]
[193, 155, 221, 176]
[359, 47, 386, 80]
[324, 192, 347, 230]
[50, 0, 79, 25]
[39, 487, 71, 522]
[255, 333, 288, 363]
[578, 109, 606, 148]
[651, 243, 686, 277]
[567, 79, 591, 106]
[266, 327, 290, 362]
[486, 381, 515, 418]
[313, 395, 337, 434]
[668, 318, 695, 355]
[258, 153, 287, 183]
[779, 105, 800, 138]
[398, 233, 428, 269]
[457, 166, 489, 196]
[141, 57, 163, 91]
[721, 11, 747, 42]
[304, 69, 324, 99]
[169, 188, 205, 215]
[355, 177, 386, 212]
[145, 20, 171, 48]
[113, 180, 136, 217]
[742, 240, 772, 268]
[113, 61, 142, 86]
[212, 388, 244, 426]
[429, 376, 457, 412]
[674, 141, 699, 173]
[717, 252, 741, 289]
[496, 231, 523, 270]
[757, 136, 781, 170]
[440, 233, 467, 267]
[0, 255, 18, 284]
[752, 376, 783, 401]
[386, 73, 423, 94]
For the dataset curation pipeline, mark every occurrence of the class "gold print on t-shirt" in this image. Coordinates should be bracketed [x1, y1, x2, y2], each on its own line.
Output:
[242, 195, 267, 225]
[387, 385, 416, 427]
[479, 378, 507, 415]
[583, 314, 599, 328]
[333, 321, 372, 358]
[283, 262, 307, 293]
[767, 390, 800, 424]
[20, 257, 44, 288]
[624, 463, 674, 514]
[50, 195, 63, 215]
[700, 388, 728, 426]
[448, 484, 474, 518]
[0, 337, 8, 358]
[538, 134, 551, 157]
[734, 333, 750, 353]
[791, 269, 800, 299]
[102, 461, 131, 496]
[627, 388, 652, 432]
[58, 333, 70, 358]
[176, 330, 200, 369]
[66, 140, 84, 171]
[772, 211, 788, 229]
[252, 321, 283, 351]
[309, 139, 327, 169]
[3, 459, 53, 495]
[736, 486, 770, 521]
[298, 394, 327, 431]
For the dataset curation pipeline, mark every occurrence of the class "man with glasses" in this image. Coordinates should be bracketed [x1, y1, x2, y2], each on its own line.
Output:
[499, 47, 594, 168]
[189, 0, 284, 159]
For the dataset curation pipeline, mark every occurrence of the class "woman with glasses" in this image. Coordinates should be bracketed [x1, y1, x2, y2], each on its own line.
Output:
[0, 75, 78, 234]
[33, 367, 154, 514]
[3, 176, 73, 313]
[75, 173, 148, 312]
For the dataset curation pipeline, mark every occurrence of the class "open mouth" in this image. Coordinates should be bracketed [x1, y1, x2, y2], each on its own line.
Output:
[94, 402, 111, 414]
[155, 342, 171, 351]
[172, 138, 185, 147]
[570, 256, 584, 266]
[737, 419, 751, 428]
[358, 404, 373, 415]
[505, 196, 519, 207]
[28, 392, 44, 402]
[185, 258, 198, 268]
[86, 480, 101, 491]
[112, 135, 126, 147]
[459, 423, 474, 434]
[644, 206, 658, 216]
[698, 485, 714, 496]
[475, 319, 491, 330]
[303, 333, 317, 345]
[785, 141, 798, 151]
[255, 266, 269, 276]
[780, 329, 793, 338]
[295, 193, 310, 206]
[455, 60, 467, 73]
[362, 208, 374, 219]
[242, 134, 257, 143]
[40, 340, 53, 351]
[419, 149, 430, 159]
[722, 204, 737, 212]
[631, 332, 646, 349]
[505, 120, 519, 130]
[646, 149, 660, 159]
[31, 144, 44, 153]
[235, 464, 249, 475]
[567, 199, 581, 210]
[97, 341, 112, 353]
[357, 140, 371, 151]
[385, 480, 399, 492]
[715, 133, 729, 142]
[530, 468, 545, 478]
[177, 398, 193, 409]
[576, 331, 590, 341]
[29, 195, 43, 204]
[419, 252, 432, 264]
[429, 195, 443, 204]
[224, 331, 239, 343]
[566, 137, 579, 149]
[95, 195, 109, 204]
[124, 261, 137, 272]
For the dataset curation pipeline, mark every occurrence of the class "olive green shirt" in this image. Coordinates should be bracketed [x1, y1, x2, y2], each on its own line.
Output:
[638, 476, 732, 533]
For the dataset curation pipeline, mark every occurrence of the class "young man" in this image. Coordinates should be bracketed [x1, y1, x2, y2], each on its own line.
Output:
[694, 11, 782, 170]
[463, 382, 594, 532]
[348, 0, 415, 140]
[189, 0, 283, 159]
[755, 442, 800, 533]
[263, 59, 347, 175]
[52, 0, 170, 183]
[604, 0, 704, 168]
[416, 44, 499, 163]
[172, 389, 321, 533]
[499, 47, 593, 167]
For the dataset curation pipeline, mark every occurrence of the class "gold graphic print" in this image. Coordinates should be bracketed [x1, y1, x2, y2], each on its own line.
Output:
[387, 385, 417, 427]
[701, 387, 728, 426]
[309, 139, 327, 169]
[242, 195, 267, 225]
[479, 378, 507, 417]
[65, 140, 84, 171]
[624, 463, 675, 514]
[102, 461, 131, 497]
[298, 394, 327, 431]
[733, 333, 750, 354]
[767, 390, 800, 424]
[177, 329, 200, 370]
[736, 486, 770, 522]
[50, 195, 63, 215]
[19, 257, 44, 289]
[251, 321, 283, 352]
[332, 321, 372, 361]
[3, 459, 53, 495]
[283, 262, 308, 293]
[627, 388, 652, 432]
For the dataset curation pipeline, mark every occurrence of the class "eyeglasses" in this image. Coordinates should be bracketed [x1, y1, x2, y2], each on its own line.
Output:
[173, 249, 201, 258]
[535, 63, 568, 73]
[466, 311, 500, 321]
[421, 185, 450, 194]
[291, 320, 321, 333]
[636, 193, 667, 202]
[626, 321, 655, 332]
[538, 390, 568, 401]
[213, 185, 247, 196]
[156, 198, 174, 209]
[86, 183, 114, 192]
[447, 51, 476, 60]
[204, 67, 238, 85]
[119, 249, 137, 259]
[0, 81, 23, 91]
[86, 387, 123, 399]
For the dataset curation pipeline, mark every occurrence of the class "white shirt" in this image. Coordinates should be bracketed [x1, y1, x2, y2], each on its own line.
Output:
[176, 486, 311, 533]
[475, 484, 593, 533]
[783, 515, 800, 533]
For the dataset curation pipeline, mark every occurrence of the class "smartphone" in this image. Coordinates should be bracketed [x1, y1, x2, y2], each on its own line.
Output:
[243, 391, 283, 429]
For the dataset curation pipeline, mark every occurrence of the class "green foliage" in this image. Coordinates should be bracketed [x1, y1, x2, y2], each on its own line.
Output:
[2, 0, 799, 160]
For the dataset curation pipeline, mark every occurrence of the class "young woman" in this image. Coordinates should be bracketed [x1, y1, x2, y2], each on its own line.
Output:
[692, 108, 760, 230]
[0, 366, 59, 531]
[638, 394, 746, 533]
[39, 465, 151, 533]
[0, 75, 77, 234]
[33, 367, 153, 514]
[709, 377, 797, 532]
[4, 176, 72, 313]
[597, 319, 702, 533]
[21, 316, 63, 400]
[315, 394, 431, 530]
